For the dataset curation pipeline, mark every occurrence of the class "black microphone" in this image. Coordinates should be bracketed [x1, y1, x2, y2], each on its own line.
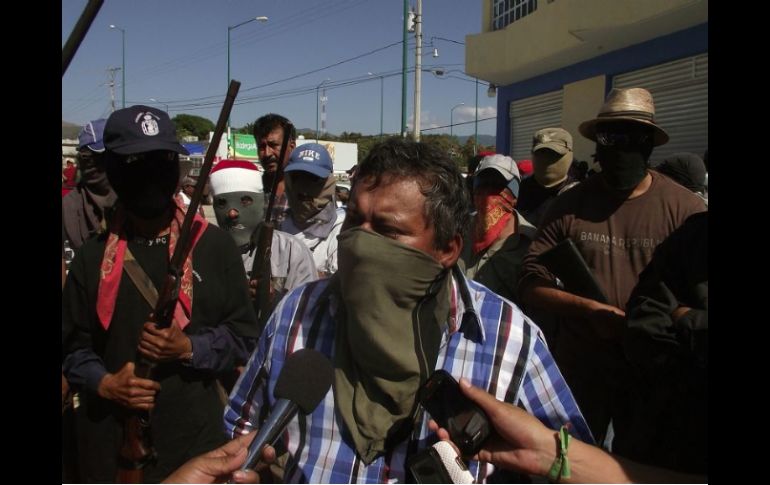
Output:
[240, 348, 333, 472]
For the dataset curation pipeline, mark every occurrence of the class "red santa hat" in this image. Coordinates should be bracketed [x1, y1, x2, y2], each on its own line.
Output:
[209, 159, 263, 195]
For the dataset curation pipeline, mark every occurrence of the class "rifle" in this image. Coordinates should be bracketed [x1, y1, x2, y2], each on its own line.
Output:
[249, 122, 294, 331]
[116, 80, 241, 483]
[62, 0, 104, 77]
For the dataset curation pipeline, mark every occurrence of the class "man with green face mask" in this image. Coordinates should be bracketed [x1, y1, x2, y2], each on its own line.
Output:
[279, 143, 346, 277]
[517, 127, 580, 228]
[518, 88, 707, 448]
[225, 137, 593, 483]
[209, 159, 317, 323]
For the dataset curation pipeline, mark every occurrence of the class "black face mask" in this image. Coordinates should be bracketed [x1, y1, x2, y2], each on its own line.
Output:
[596, 144, 651, 191]
[106, 151, 180, 219]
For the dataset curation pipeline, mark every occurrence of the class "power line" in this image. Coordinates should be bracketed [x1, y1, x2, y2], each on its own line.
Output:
[420, 116, 496, 132]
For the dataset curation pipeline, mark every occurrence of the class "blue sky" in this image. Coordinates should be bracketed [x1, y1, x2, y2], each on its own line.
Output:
[62, 0, 497, 138]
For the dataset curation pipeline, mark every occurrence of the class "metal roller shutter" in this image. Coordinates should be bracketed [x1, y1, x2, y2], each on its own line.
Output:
[613, 54, 708, 164]
[509, 90, 562, 161]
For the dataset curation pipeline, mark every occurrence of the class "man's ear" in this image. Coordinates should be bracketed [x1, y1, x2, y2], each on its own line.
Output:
[437, 233, 463, 269]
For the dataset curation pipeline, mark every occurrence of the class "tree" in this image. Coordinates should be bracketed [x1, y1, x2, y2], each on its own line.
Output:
[236, 122, 255, 135]
[172, 114, 215, 140]
[421, 134, 463, 169]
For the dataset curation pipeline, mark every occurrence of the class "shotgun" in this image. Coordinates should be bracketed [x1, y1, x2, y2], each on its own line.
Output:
[62, 0, 104, 77]
[248, 122, 294, 332]
[116, 80, 241, 483]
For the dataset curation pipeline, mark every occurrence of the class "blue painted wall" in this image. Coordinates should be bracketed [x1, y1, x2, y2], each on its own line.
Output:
[495, 22, 708, 155]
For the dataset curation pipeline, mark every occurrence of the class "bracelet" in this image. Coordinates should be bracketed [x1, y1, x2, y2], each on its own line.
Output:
[547, 425, 571, 483]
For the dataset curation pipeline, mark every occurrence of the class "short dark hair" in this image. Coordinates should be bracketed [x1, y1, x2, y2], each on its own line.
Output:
[356, 137, 472, 250]
[253, 114, 296, 141]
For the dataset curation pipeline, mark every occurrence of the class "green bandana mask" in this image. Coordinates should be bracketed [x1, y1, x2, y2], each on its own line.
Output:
[333, 227, 450, 464]
[285, 174, 336, 228]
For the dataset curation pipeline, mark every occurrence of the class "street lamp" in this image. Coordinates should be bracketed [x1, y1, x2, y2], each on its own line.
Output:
[227, 16, 268, 91]
[368, 72, 384, 138]
[450, 103, 465, 138]
[316, 78, 331, 141]
[150, 98, 169, 113]
[227, 15, 268, 152]
[109, 24, 125, 108]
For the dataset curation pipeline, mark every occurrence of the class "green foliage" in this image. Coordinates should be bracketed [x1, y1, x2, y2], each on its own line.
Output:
[172, 114, 215, 140]
[236, 122, 255, 135]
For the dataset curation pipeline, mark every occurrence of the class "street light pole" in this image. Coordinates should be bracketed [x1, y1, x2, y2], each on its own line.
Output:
[316, 79, 331, 141]
[369, 72, 385, 138]
[450, 103, 465, 138]
[401, 0, 409, 137]
[227, 16, 268, 150]
[109, 25, 125, 108]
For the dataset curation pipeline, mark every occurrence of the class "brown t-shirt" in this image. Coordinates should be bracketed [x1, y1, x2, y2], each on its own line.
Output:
[520, 170, 707, 310]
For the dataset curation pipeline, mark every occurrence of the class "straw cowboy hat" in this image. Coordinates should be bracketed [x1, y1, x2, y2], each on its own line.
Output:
[579, 87, 669, 146]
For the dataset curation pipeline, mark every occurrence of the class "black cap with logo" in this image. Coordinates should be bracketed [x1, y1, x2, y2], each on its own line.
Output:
[103, 105, 189, 156]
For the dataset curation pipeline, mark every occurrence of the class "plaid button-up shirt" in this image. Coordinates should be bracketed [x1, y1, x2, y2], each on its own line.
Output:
[225, 267, 593, 483]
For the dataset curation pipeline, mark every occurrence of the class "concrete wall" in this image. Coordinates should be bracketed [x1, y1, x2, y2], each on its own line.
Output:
[562, 76, 606, 164]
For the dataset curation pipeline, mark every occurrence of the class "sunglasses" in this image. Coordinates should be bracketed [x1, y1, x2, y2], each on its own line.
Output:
[595, 131, 650, 148]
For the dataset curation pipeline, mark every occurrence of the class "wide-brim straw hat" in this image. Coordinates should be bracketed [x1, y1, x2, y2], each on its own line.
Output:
[579, 88, 669, 146]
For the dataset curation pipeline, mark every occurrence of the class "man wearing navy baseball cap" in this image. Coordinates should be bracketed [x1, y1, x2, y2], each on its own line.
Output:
[62, 105, 259, 482]
[280, 142, 345, 276]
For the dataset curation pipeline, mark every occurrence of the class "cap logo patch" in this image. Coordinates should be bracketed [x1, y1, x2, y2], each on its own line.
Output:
[298, 149, 320, 162]
[135, 112, 160, 136]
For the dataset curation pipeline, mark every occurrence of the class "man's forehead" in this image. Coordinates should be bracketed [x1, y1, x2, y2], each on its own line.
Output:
[266, 126, 284, 139]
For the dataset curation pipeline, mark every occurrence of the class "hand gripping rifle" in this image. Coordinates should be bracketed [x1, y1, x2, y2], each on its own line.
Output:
[116, 80, 241, 484]
[249, 122, 294, 333]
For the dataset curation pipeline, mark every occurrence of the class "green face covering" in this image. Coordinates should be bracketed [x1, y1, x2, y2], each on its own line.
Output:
[334, 227, 450, 464]
[533, 149, 573, 188]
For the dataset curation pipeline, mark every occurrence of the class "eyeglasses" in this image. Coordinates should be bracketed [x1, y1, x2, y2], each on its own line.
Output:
[595, 131, 650, 148]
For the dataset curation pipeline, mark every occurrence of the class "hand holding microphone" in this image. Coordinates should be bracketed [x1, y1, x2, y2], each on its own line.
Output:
[237, 348, 334, 480]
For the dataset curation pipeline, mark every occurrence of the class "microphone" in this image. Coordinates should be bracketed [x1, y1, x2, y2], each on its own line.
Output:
[240, 348, 333, 472]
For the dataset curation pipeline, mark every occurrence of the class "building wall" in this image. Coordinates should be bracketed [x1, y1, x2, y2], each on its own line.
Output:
[562, 76, 606, 164]
[494, 22, 707, 156]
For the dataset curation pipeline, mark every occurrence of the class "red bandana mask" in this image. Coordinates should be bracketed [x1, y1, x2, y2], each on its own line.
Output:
[96, 197, 208, 330]
[473, 187, 514, 254]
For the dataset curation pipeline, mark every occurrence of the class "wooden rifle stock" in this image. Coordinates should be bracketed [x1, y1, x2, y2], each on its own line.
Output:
[248, 123, 294, 328]
[116, 80, 241, 483]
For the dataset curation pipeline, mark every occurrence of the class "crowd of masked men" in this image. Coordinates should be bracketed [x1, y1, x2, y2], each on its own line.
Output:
[62, 86, 707, 483]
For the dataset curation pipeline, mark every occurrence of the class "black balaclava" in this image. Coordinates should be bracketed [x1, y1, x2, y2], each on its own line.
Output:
[595, 122, 654, 191]
[105, 150, 180, 219]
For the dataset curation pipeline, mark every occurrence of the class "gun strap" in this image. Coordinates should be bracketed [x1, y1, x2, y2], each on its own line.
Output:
[123, 248, 159, 308]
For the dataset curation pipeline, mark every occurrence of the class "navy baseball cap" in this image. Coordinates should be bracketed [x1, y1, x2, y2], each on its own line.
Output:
[285, 143, 333, 178]
[78, 118, 107, 152]
[103, 105, 188, 156]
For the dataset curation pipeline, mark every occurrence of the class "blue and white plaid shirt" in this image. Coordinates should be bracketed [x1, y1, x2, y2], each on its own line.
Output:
[225, 268, 593, 483]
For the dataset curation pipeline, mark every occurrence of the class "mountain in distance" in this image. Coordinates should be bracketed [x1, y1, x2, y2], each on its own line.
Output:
[62, 120, 81, 139]
[456, 134, 496, 147]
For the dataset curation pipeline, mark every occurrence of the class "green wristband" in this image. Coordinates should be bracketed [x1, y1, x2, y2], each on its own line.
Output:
[547, 425, 571, 483]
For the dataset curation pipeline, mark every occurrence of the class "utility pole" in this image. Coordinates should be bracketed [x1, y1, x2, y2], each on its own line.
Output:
[475, 78, 479, 155]
[412, 0, 422, 141]
[106, 67, 121, 112]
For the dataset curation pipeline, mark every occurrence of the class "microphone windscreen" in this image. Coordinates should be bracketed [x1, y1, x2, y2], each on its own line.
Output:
[274, 348, 333, 414]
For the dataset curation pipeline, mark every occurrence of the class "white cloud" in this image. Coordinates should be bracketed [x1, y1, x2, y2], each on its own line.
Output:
[454, 106, 497, 123]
